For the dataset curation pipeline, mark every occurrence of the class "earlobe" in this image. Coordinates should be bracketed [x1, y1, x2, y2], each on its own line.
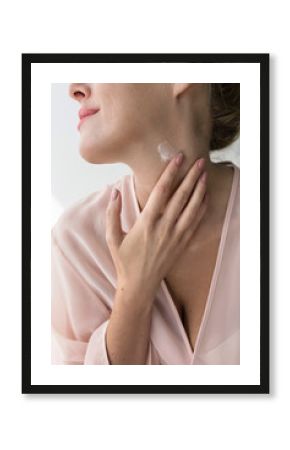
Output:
[173, 83, 193, 99]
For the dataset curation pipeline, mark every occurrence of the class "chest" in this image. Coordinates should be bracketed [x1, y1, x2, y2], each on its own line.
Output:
[164, 236, 221, 353]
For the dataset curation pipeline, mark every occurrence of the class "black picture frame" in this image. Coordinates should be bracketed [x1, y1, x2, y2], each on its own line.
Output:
[22, 53, 269, 394]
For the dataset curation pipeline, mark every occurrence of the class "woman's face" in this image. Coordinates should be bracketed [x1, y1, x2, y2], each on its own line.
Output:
[69, 83, 174, 164]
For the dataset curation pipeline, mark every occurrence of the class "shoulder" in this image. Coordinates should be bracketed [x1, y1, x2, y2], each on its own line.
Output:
[51, 174, 131, 255]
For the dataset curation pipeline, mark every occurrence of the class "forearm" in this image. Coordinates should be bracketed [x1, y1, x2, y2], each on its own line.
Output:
[105, 282, 155, 364]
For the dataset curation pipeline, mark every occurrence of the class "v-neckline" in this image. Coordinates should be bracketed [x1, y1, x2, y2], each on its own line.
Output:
[160, 163, 238, 363]
[129, 162, 239, 365]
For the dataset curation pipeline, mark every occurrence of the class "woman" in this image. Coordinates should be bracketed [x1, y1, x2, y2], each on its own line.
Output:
[51, 83, 240, 365]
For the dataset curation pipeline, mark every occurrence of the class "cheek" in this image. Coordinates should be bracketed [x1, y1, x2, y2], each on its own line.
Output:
[99, 84, 167, 137]
[102, 89, 148, 141]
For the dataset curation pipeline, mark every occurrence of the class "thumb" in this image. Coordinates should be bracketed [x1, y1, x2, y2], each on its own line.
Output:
[105, 188, 126, 251]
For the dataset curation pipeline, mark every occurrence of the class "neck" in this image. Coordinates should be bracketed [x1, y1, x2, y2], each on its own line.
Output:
[125, 137, 231, 223]
[117, 105, 234, 234]
[129, 147, 234, 246]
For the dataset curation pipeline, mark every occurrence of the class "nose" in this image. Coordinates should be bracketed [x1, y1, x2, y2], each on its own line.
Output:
[68, 83, 91, 102]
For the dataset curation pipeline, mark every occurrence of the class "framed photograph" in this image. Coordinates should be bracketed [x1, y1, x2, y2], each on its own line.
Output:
[22, 53, 269, 394]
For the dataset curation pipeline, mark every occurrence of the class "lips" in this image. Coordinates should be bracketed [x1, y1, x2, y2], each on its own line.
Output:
[77, 107, 100, 130]
[78, 107, 100, 120]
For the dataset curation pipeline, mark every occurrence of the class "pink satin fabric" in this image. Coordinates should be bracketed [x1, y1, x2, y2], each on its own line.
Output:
[51, 163, 240, 365]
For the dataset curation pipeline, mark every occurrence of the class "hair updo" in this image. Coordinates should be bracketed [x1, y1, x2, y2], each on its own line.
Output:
[209, 83, 240, 151]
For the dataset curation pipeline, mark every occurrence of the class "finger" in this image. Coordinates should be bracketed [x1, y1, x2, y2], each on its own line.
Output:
[142, 151, 185, 223]
[174, 170, 207, 236]
[163, 157, 205, 225]
[105, 188, 125, 252]
[180, 193, 208, 244]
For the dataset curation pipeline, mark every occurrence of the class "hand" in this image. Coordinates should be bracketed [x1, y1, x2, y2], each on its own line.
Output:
[105, 152, 208, 297]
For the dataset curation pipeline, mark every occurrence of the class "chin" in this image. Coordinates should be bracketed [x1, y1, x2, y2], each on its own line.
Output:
[78, 142, 120, 165]
[78, 147, 105, 164]
[78, 127, 132, 164]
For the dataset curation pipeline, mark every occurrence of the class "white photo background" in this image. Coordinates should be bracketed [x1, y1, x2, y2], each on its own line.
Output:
[31, 62, 260, 385]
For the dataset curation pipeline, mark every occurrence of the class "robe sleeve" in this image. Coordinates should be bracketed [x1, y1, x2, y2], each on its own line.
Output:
[51, 228, 161, 365]
[51, 231, 112, 365]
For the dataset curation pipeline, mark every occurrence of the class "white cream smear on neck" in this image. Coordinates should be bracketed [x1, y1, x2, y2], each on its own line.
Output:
[157, 140, 180, 161]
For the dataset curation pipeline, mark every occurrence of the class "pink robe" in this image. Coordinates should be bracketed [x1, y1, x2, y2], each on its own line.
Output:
[51, 163, 240, 365]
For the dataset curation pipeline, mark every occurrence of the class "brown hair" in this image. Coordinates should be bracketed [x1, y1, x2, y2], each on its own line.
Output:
[209, 83, 240, 151]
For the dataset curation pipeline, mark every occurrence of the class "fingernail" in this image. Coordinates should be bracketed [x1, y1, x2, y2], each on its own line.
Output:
[175, 151, 184, 166]
[198, 158, 205, 169]
[111, 188, 119, 201]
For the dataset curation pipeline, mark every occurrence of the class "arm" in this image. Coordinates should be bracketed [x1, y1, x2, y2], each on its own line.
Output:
[105, 282, 154, 365]
[104, 152, 208, 365]
[51, 229, 159, 365]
